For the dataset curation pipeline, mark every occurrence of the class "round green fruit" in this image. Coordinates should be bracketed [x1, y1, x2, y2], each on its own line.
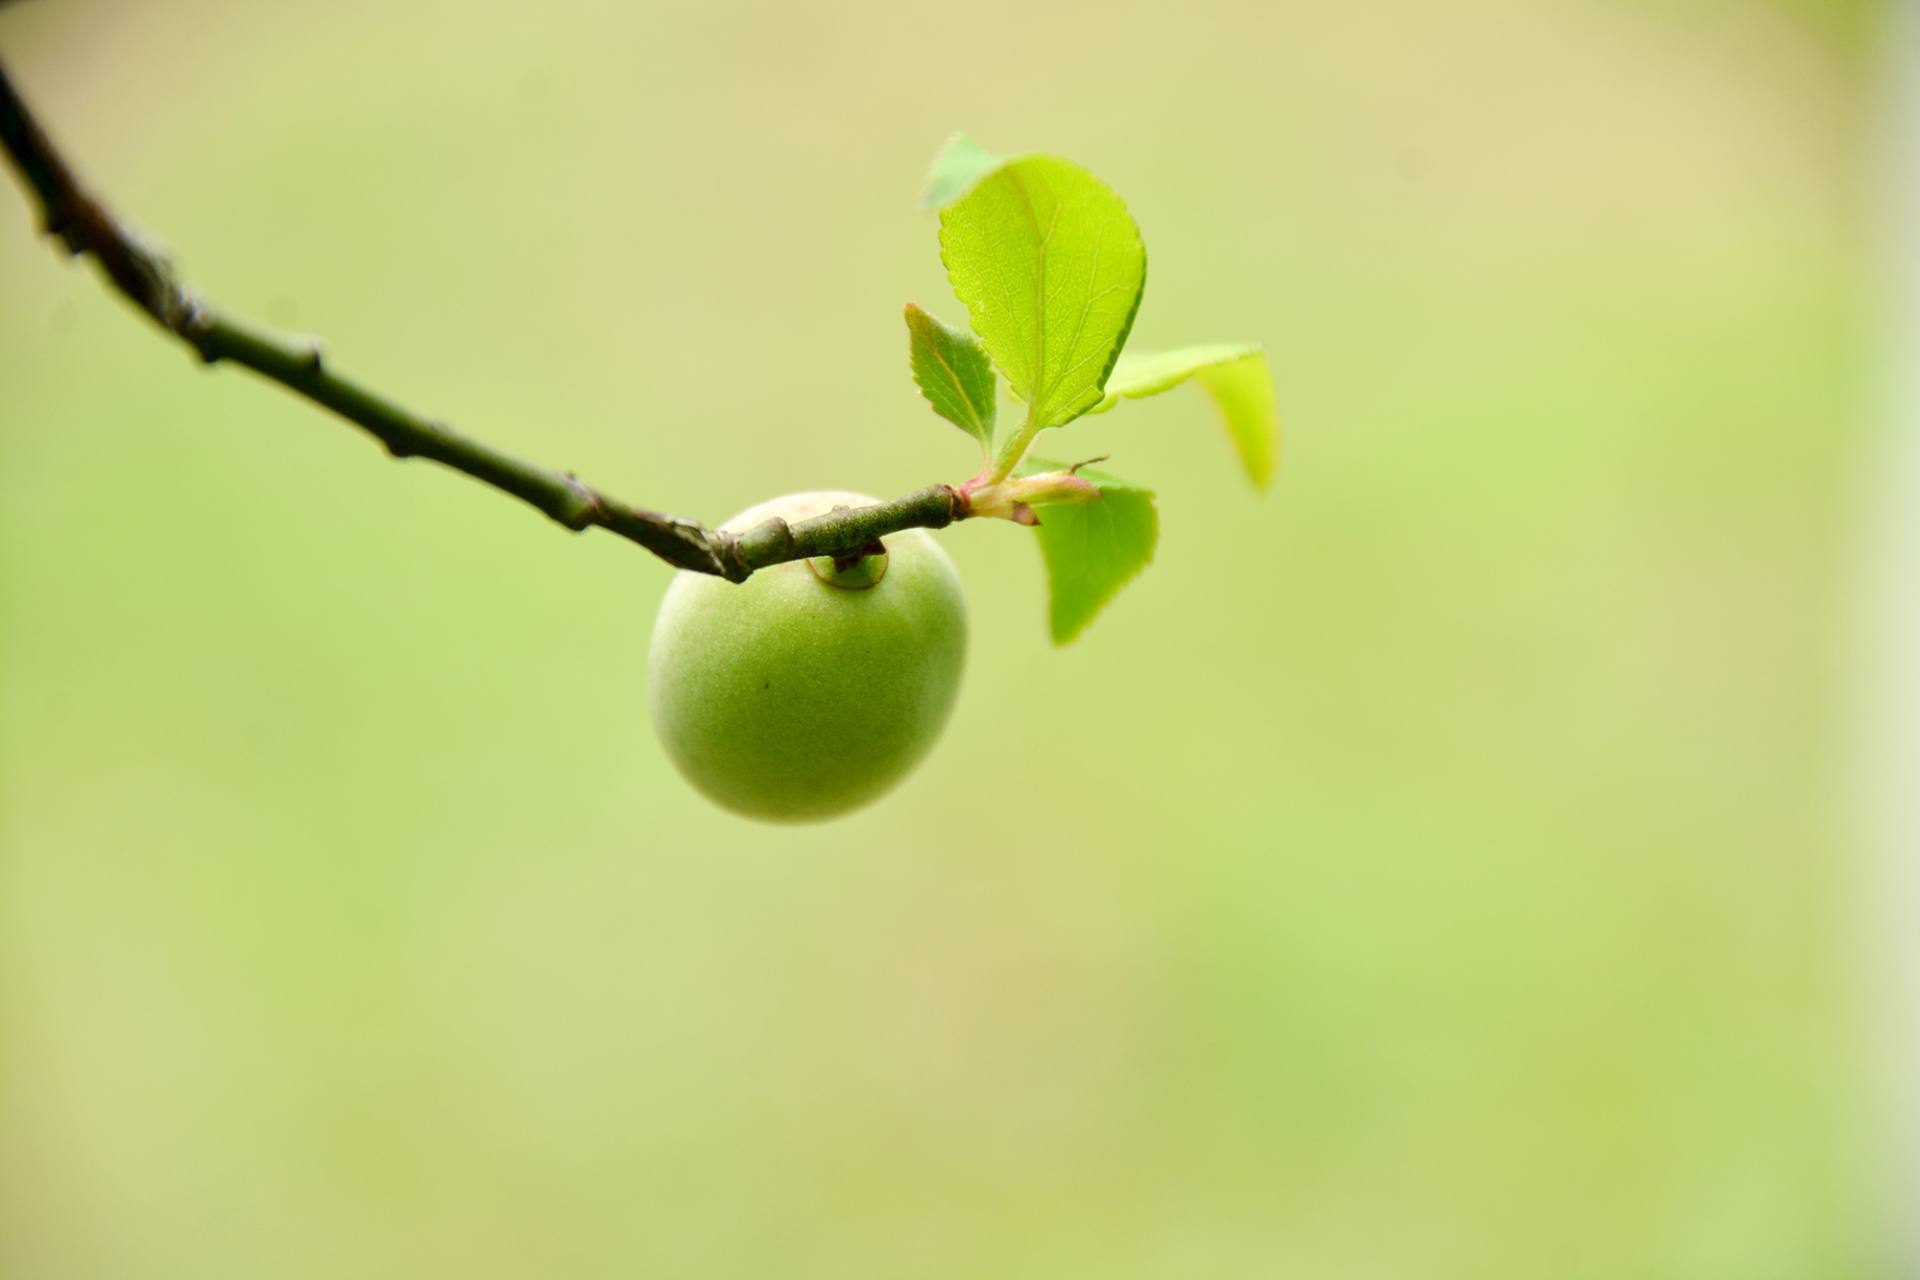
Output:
[648, 491, 968, 823]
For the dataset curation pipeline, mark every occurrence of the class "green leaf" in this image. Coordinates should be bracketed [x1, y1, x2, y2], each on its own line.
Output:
[920, 133, 1003, 210]
[937, 153, 1147, 438]
[1019, 458, 1158, 645]
[1089, 344, 1279, 489]
[903, 303, 996, 454]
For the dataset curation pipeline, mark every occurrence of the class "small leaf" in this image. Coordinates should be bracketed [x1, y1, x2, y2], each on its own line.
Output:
[937, 152, 1147, 436]
[903, 303, 996, 453]
[921, 133, 1004, 210]
[1019, 457, 1158, 644]
[1089, 344, 1279, 489]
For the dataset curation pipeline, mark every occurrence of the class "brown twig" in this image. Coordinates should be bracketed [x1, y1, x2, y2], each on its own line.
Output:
[0, 60, 968, 579]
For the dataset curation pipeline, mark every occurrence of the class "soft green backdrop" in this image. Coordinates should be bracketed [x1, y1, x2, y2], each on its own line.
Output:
[0, 0, 1879, 1275]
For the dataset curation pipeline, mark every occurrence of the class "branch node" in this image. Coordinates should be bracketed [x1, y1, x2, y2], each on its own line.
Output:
[717, 538, 753, 582]
[941, 482, 968, 521]
[39, 210, 75, 249]
[720, 516, 793, 582]
[177, 302, 221, 364]
[560, 473, 601, 532]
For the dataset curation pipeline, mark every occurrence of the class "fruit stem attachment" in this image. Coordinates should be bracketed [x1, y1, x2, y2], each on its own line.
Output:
[806, 541, 889, 590]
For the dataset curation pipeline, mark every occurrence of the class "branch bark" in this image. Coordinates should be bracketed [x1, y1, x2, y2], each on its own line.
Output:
[0, 60, 968, 580]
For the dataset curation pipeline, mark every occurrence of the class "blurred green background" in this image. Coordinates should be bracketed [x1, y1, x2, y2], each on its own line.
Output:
[0, 0, 1883, 1275]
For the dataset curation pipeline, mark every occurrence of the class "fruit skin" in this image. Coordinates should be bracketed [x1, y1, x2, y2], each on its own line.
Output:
[648, 491, 967, 823]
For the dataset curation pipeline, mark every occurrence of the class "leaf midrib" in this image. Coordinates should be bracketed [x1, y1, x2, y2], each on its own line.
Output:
[1003, 165, 1048, 416]
[922, 335, 983, 433]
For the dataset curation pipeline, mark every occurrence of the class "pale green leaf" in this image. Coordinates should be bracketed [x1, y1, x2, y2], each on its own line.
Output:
[938, 154, 1147, 435]
[1019, 458, 1158, 645]
[1089, 344, 1279, 489]
[903, 304, 996, 453]
[920, 133, 1004, 210]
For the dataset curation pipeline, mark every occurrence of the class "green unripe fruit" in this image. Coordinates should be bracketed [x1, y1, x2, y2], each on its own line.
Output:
[648, 491, 968, 822]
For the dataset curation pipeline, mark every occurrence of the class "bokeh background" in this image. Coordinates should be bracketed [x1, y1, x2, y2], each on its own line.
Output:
[0, 1, 1895, 1275]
